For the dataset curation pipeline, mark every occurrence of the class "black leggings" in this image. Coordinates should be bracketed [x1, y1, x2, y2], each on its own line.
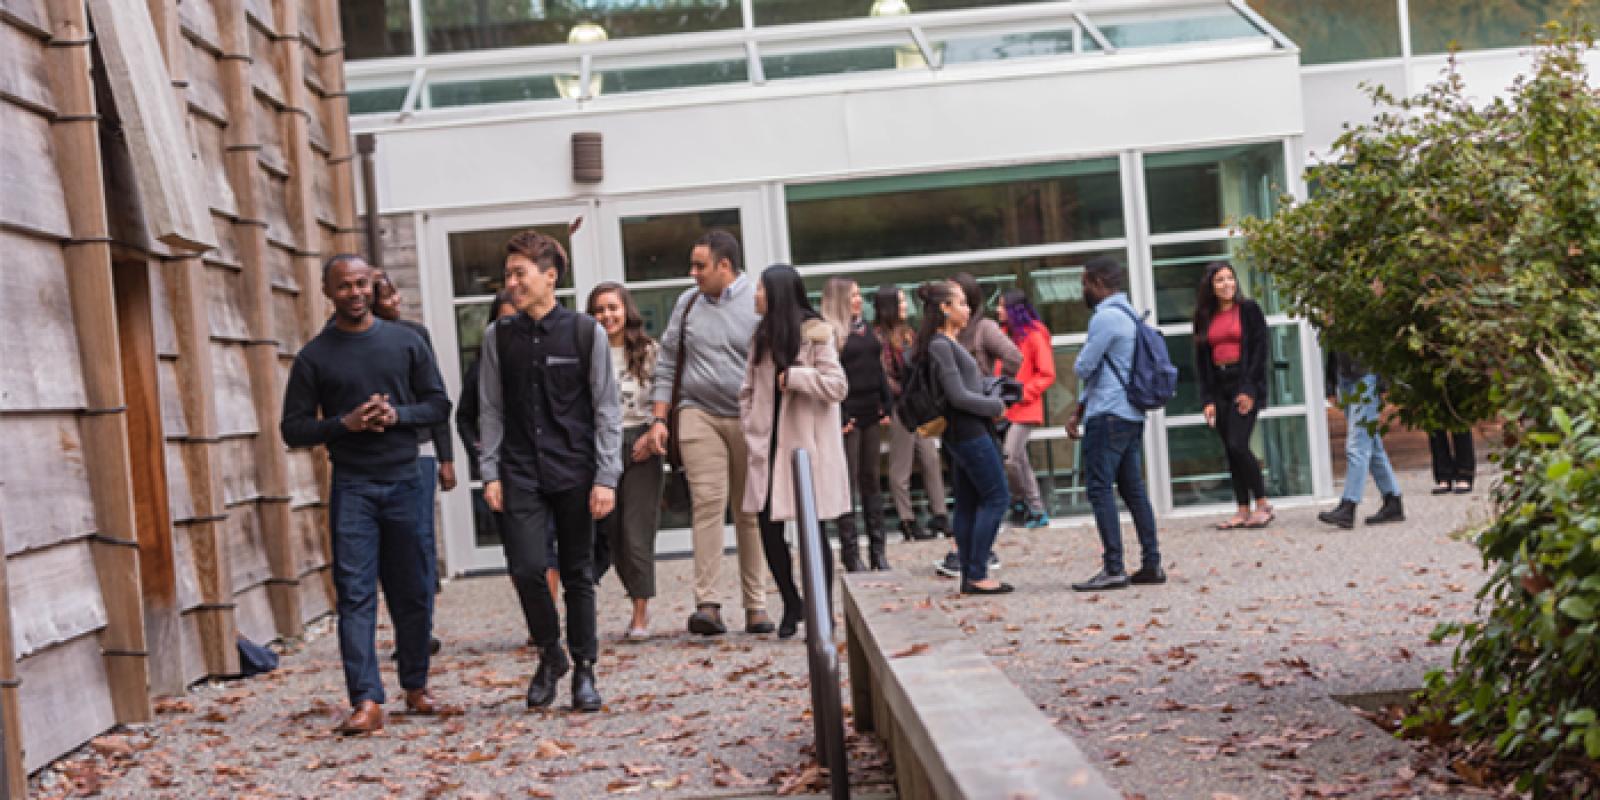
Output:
[1428, 430, 1475, 483]
[1213, 367, 1267, 507]
[758, 506, 835, 616]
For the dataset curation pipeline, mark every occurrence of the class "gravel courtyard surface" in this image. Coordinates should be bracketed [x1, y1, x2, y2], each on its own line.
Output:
[881, 468, 1502, 799]
[31, 555, 892, 799]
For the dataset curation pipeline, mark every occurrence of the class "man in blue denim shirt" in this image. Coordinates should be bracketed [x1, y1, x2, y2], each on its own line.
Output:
[1065, 257, 1164, 592]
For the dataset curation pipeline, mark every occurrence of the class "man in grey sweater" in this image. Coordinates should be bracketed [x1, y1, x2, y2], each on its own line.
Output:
[642, 230, 771, 636]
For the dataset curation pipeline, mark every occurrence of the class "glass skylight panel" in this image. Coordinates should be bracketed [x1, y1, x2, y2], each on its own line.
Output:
[595, 59, 751, 95]
[937, 27, 1081, 65]
[1095, 12, 1266, 49]
[760, 45, 909, 81]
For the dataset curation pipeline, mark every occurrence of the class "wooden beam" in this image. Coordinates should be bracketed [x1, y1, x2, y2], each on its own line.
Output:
[313, 0, 360, 254]
[45, 0, 152, 725]
[85, 0, 215, 251]
[0, 516, 28, 799]
[216, 0, 301, 638]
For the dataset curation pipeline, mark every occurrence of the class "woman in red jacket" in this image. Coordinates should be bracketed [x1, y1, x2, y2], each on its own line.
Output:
[996, 288, 1056, 528]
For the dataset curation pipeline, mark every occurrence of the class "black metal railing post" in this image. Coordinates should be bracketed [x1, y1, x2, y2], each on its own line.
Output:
[791, 449, 849, 800]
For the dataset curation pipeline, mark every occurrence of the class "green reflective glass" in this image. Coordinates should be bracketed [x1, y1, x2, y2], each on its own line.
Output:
[627, 286, 693, 341]
[1098, 13, 1263, 48]
[429, 73, 564, 108]
[761, 46, 904, 80]
[938, 28, 1079, 64]
[1408, 0, 1589, 54]
[422, 1, 741, 55]
[348, 86, 409, 114]
[1168, 415, 1312, 507]
[599, 59, 750, 94]
[1025, 433, 1094, 519]
[1249, 0, 1402, 64]
[1165, 325, 1305, 418]
[342, 0, 415, 60]
[787, 159, 1124, 264]
[1144, 143, 1284, 235]
[448, 224, 575, 300]
[620, 209, 743, 285]
[797, 249, 1121, 337]
[752, 0, 1047, 28]
[1151, 239, 1282, 326]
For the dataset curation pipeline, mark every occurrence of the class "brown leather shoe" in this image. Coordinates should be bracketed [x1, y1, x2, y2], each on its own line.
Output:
[337, 700, 385, 735]
[687, 603, 727, 636]
[404, 688, 437, 715]
[745, 609, 776, 635]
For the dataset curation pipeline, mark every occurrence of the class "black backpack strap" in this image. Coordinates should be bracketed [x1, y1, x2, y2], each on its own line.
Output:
[574, 310, 596, 380]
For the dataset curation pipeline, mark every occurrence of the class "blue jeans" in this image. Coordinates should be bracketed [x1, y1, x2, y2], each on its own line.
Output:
[946, 433, 1010, 583]
[329, 469, 436, 705]
[1082, 415, 1160, 575]
[1338, 375, 1400, 503]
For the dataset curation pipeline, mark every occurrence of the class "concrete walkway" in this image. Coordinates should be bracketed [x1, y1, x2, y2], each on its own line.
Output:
[30, 556, 893, 798]
[898, 468, 1500, 799]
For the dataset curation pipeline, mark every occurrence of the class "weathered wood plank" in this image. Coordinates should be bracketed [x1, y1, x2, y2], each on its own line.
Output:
[165, 440, 195, 522]
[226, 504, 271, 590]
[177, 610, 208, 684]
[149, 261, 180, 357]
[8, 541, 108, 659]
[178, 0, 222, 54]
[290, 504, 325, 573]
[273, 290, 305, 355]
[207, 214, 242, 268]
[16, 634, 117, 772]
[313, 151, 336, 226]
[219, 436, 261, 504]
[210, 343, 259, 436]
[0, 102, 71, 238]
[0, 497, 28, 797]
[258, 169, 295, 248]
[245, 0, 277, 34]
[0, 416, 98, 554]
[0, 231, 88, 410]
[297, 565, 331, 622]
[234, 582, 276, 645]
[170, 517, 201, 611]
[183, 37, 228, 124]
[301, 43, 325, 99]
[0, 0, 47, 37]
[0, 20, 54, 114]
[158, 359, 188, 438]
[267, 241, 299, 292]
[205, 264, 250, 341]
[248, 24, 284, 106]
[305, 90, 329, 154]
[254, 94, 288, 176]
[192, 119, 239, 222]
[87, 0, 216, 250]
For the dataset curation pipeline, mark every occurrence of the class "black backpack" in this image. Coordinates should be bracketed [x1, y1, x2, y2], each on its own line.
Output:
[894, 353, 948, 438]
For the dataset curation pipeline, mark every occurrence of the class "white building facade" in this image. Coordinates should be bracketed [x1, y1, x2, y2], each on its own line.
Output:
[340, 0, 1580, 573]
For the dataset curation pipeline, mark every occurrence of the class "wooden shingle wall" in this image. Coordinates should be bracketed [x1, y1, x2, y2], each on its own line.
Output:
[0, 0, 356, 780]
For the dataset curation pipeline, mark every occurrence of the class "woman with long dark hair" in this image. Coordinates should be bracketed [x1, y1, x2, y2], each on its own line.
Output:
[874, 285, 944, 542]
[1193, 261, 1273, 529]
[996, 288, 1056, 529]
[917, 281, 1012, 594]
[740, 265, 850, 638]
[821, 278, 892, 572]
[586, 282, 664, 639]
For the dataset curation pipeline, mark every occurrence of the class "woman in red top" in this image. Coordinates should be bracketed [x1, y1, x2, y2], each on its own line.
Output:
[996, 288, 1056, 528]
[1193, 262, 1273, 529]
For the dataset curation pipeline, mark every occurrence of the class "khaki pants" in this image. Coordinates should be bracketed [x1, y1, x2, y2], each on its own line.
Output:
[678, 407, 766, 611]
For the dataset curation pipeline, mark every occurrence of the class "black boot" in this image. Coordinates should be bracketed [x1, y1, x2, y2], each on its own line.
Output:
[928, 514, 951, 538]
[1317, 499, 1357, 529]
[837, 518, 866, 573]
[1363, 494, 1405, 526]
[898, 519, 927, 542]
[525, 644, 570, 708]
[866, 520, 890, 571]
[571, 661, 602, 712]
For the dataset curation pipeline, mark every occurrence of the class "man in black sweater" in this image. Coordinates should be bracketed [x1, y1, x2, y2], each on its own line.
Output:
[280, 254, 452, 734]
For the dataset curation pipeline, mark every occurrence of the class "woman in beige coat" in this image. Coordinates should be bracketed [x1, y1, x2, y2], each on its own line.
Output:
[740, 265, 850, 639]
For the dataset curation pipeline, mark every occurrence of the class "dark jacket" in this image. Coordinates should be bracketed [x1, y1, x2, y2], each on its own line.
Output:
[456, 359, 484, 481]
[393, 319, 454, 463]
[839, 322, 892, 426]
[1195, 299, 1269, 409]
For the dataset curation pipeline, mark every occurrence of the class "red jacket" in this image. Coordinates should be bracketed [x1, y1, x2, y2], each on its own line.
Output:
[1001, 324, 1056, 425]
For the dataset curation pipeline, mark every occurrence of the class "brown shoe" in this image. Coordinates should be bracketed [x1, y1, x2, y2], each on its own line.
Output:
[404, 688, 437, 715]
[687, 603, 727, 636]
[336, 700, 385, 735]
[745, 609, 776, 635]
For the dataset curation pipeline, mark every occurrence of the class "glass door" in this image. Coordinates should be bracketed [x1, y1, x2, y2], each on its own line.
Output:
[594, 188, 774, 555]
[423, 202, 598, 574]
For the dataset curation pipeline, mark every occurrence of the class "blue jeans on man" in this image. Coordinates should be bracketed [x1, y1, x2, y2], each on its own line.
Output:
[1338, 375, 1400, 502]
[1082, 415, 1161, 576]
[329, 469, 436, 706]
[945, 433, 1010, 583]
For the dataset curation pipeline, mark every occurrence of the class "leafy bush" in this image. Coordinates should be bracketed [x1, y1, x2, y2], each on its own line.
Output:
[1236, 18, 1600, 794]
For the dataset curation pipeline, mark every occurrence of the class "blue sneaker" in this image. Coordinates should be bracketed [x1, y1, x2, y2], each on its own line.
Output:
[1023, 510, 1050, 529]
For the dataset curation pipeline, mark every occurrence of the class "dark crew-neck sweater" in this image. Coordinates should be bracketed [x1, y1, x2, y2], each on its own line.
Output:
[840, 322, 891, 425]
[280, 318, 451, 481]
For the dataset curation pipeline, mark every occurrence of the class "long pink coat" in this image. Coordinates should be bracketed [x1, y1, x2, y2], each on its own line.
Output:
[740, 319, 852, 522]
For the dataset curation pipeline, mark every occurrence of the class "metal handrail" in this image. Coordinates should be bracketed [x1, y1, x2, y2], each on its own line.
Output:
[791, 449, 848, 800]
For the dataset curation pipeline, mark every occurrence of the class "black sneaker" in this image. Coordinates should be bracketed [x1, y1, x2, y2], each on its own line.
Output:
[1130, 566, 1167, 585]
[1071, 570, 1130, 592]
[988, 552, 1002, 571]
[933, 551, 961, 578]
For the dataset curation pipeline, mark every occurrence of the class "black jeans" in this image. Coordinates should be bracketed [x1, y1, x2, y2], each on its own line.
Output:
[758, 507, 835, 616]
[841, 422, 884, 534]
[501, 482, 598, 663]
[1212, 365, 1267, 507]
[1428, 430, 1475, 483]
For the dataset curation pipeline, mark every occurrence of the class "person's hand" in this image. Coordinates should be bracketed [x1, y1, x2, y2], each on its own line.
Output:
[484, 480, 503, 512]
[341, 394, 384, 432]
[1235, 394, 1254, 416]
[842, 419, 855, 436]
[646, 420, 670, 456]
[879, 415, 892, 427]
[589, 485, 616, 519]
[1065, 406, 1084, 440]
[630, 432, 655, 463]
[1203, 403, 1217, 428]
[438, 461, 457, 492]
[778, 370, 788, 392]
[367, 394, 398, 431]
